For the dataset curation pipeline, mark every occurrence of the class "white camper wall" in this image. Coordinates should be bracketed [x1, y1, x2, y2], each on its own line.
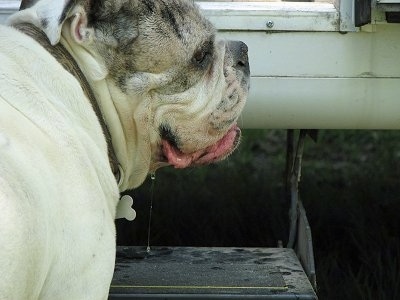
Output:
[200, 1, 400, 129]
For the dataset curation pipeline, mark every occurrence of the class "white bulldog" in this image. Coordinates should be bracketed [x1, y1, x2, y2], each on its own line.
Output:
[0, 0, 249, 299]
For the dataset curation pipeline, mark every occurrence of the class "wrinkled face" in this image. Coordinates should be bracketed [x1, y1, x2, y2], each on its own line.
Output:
[91, 0, 250, 171]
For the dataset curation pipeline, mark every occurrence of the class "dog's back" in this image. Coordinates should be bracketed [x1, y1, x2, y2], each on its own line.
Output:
[0, 24, 119, 299]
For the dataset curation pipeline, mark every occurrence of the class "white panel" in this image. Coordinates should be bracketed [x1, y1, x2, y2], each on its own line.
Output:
[243, 77, 400, 129]
[198, 2, 339, 32]
[379, 0, 400, 3]
[218, 23, 400, 129]
[218, 25, 400, 78]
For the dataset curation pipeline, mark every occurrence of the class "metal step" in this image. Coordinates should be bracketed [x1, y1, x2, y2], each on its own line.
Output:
[109, 246, 317, 299]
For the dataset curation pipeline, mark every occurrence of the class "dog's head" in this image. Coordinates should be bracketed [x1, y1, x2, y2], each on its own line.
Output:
[11, 0, 250, 190]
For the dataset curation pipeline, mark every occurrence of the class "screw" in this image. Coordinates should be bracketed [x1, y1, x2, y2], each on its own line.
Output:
[266, 21, 274, 28]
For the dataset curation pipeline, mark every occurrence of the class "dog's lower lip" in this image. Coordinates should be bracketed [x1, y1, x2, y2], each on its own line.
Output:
[161, 125, 240, 168]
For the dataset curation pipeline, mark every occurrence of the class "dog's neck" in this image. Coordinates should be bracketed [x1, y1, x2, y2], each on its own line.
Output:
[13, 23, 121, 183]
[58, 23, 153, 191]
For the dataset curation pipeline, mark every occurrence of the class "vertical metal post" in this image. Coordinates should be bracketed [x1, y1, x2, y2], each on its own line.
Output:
[339, 0, 357, 31]
[287, 130, 307, 249]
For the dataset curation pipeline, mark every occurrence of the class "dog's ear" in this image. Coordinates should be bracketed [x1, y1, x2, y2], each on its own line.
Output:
[67, 5, 94, 45]
[9, 0, 93, 45]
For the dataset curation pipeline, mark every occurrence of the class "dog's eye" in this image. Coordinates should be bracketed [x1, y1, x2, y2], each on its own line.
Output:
[192, 50, 211, 67]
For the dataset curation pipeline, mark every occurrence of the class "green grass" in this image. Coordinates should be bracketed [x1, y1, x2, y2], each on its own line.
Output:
[116, 129, 400, 300]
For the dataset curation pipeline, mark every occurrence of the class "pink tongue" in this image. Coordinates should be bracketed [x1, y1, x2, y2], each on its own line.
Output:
[162, 126, 239, 168]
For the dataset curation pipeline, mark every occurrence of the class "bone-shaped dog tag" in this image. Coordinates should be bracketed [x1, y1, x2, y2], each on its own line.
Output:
[116, 195, 136, 221]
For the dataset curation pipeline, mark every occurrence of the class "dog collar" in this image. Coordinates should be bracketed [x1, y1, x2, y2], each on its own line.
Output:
[13, 23, 121, 183]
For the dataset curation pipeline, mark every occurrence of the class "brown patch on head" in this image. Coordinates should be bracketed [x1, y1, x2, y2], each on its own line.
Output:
[87, 0, 216, 93]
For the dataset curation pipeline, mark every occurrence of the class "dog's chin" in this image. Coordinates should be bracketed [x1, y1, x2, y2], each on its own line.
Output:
[160, 125, 241, 169]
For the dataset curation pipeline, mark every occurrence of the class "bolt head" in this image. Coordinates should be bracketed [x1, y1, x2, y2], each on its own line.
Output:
[266, 21, 274, 28]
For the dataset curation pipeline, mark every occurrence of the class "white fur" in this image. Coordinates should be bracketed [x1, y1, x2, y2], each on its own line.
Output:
[1, 2, 154, 297]
[0, 24, 118, 299]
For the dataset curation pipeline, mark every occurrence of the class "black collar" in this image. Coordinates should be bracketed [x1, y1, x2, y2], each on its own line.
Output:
[13, 23, 120, 182]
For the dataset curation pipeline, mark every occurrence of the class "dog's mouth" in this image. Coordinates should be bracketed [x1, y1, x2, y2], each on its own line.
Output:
[160, 125, 241, 168]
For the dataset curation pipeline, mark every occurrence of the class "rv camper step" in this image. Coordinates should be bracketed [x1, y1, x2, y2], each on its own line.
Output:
[109, 246, 317, 299]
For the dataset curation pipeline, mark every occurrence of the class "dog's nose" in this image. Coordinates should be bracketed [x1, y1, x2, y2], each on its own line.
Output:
[227, 41, 250, 75]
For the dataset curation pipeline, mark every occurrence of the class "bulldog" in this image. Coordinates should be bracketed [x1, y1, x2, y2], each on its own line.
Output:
[0, 0, 249, 299]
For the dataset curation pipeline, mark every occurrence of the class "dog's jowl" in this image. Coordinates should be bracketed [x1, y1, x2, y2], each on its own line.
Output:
[0, 0, 249, 299]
